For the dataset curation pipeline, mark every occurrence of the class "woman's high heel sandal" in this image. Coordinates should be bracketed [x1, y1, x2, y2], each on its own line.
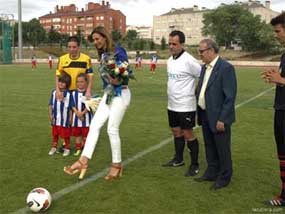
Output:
[104, 164, 123, 181]
[63, 160, 88, 180]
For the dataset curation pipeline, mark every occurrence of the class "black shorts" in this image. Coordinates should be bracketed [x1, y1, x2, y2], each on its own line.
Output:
[167, 110, 196, 129]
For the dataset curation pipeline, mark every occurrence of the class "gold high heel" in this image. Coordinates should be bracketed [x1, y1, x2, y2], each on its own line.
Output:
[64, 160, 88, 180]
[104, 164, 123, 181]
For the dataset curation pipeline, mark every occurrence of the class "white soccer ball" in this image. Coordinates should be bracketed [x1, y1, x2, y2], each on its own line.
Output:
[26, 187, 52, 212]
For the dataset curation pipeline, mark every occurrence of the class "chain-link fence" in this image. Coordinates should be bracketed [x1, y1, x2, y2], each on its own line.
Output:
[0, 15, 14, 64]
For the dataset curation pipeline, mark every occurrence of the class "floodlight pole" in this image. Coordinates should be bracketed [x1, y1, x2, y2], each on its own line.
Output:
[18, 0, 23, 60]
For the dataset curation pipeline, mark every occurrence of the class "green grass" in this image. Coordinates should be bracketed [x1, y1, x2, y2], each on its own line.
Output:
[0, 64, 283, 214]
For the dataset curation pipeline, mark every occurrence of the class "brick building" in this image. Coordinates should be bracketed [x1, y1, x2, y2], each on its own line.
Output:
[39, 1, 126, 39]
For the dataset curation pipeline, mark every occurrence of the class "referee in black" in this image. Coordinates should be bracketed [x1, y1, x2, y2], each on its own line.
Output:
[262, 12, 285, 207]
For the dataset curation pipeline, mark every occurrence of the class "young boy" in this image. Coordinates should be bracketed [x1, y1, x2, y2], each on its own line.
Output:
[48, 73, 74, 157]
[71, 73, 93, 156]
[48, 54, 53, 69]
[150, 54, 158, 73]
[31, 55, 37, 69]
[135, 51, 142, 69]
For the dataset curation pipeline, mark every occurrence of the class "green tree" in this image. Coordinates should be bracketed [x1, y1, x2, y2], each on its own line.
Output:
[133, 39, 140, 50]
[202, 5, 249, 48]
[13, 19, 46, 47]
[26, 18, 46, 47]
[202, 4, 278, 52]
[111, 30, 122, 43]
[257, 24, 282, 53]
[125, 30, 138, 41]
[47, 26, 61, 45]
[149, 40, 155, 50]
[161, 37, 166, 50]
[139, 39, 146, 50]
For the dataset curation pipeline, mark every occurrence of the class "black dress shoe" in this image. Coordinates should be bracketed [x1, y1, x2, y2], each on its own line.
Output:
[210, 182, 229, 190]
[162, 158, 185, 167]
[194, 176, 216, 182]
[184, 164, 199, 177]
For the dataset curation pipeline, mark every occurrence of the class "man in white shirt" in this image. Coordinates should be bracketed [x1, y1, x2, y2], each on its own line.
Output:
[162, 30, 201, 177]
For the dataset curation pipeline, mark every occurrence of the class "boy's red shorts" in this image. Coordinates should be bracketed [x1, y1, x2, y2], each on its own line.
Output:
[52, 126, 71, 138]
[71, 127, 89, 137]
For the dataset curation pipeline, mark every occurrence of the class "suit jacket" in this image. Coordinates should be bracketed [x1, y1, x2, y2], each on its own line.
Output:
[196, 57, 237, 132]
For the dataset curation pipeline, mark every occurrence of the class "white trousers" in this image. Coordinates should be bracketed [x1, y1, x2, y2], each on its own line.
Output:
[81, 88, 131, 163]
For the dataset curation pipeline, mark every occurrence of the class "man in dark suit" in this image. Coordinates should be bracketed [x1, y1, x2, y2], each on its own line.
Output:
[195, 39, 237, 190]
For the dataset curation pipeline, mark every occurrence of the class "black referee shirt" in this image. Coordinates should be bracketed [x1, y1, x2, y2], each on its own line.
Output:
[274, 53, 285, 110]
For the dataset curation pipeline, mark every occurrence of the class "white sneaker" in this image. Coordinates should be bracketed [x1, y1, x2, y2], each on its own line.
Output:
[48, 147, 57, 156]
[63, 149, 70, 157]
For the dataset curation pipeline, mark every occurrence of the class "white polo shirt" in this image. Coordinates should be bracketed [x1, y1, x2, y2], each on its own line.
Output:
[167, 51, 201, 112]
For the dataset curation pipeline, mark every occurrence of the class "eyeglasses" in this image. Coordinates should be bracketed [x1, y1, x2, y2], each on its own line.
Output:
[168, 42, 178, 46]
[198, 47, 211, 54]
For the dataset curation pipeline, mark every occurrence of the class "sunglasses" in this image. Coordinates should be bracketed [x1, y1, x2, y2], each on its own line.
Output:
[198, 47, 211, 54]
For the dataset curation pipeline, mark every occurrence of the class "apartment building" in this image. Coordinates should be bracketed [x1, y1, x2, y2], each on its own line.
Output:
[153, 0, 279, 45]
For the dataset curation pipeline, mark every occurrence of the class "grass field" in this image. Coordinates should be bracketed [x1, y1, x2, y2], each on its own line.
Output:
[0, 64, 283, 214]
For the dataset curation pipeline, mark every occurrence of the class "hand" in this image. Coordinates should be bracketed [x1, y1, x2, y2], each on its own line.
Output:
[261, 69, 283, 84]
[261, 70, 270, 82]
[267, 70, 283, 84]
[76, 111, 84, 118]
[108, 75, 120, 85]
[216, 120, 225, 132]
[85, 91, 92, 100]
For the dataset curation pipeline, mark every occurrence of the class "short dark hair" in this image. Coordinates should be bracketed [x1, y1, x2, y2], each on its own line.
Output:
[200, 39, 220, 54]
[270, 12, 285, 27]
[67, 36, 80, 46]
[77, 73, 88, 83]
[58, 72, 71, 89]
[169, 30, 185, 44]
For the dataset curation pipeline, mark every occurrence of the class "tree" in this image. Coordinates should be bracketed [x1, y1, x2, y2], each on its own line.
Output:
[133, 39, 140, 50]
[13, 20, 46, 47]
[47, 26, 61, 45]
[27, 19, 46, 47]
[161, 37, 166, 50]
[111, 30, 122, 43]
[202, 5, 249, 48]
[202, 4, 278, 52]
[149, 40, 155, 50]
[125, 30, 137, 41]
[257, 24, 281, 53]
[139, 39, 146, 50]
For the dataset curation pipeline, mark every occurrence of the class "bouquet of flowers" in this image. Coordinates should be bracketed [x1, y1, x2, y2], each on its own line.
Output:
[99, 46, 135, 104]
[83, 96, 102, 114]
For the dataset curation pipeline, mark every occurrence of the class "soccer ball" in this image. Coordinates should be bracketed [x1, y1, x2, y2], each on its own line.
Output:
[26, 187, 52, 212]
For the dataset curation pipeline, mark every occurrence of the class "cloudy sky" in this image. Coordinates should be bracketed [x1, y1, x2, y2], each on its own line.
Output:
[0, 0, 284, 26]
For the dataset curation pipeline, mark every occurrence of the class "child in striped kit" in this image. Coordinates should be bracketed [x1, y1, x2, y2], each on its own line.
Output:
[48, 74, 74, 157]
[71, 73, 93, 156]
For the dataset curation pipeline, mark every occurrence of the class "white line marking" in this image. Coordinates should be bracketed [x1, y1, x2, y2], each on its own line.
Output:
[12, 86, 275, 214]
[235, 87, 274, 109]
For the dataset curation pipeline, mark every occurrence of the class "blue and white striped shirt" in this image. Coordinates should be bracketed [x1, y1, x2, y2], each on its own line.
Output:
[71, 90, 93, 127]
[49, 89, 74, 127]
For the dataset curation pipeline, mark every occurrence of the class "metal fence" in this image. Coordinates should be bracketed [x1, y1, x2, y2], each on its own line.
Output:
[0, 16, 14, 64]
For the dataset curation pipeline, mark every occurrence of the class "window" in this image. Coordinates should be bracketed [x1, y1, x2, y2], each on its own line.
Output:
[52, 18, 60, 22]
[100, 16, 104, 20]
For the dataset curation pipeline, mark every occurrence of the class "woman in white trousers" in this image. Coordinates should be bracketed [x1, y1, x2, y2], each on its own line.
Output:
[64, 26, 131, 180]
